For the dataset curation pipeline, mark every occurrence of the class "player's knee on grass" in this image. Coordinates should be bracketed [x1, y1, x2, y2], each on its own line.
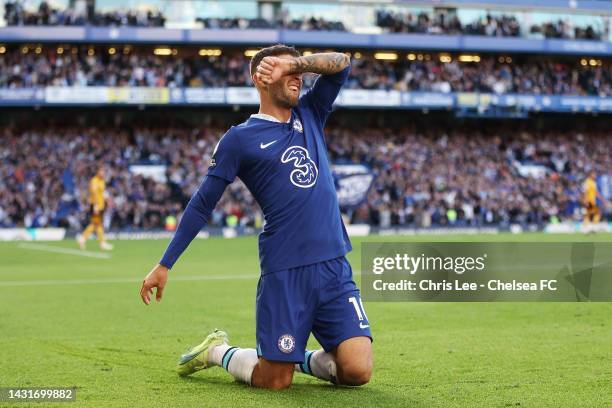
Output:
[252, 358, 294, 390]
[334, 337, 373, 386]
[336, 359, 372, 386]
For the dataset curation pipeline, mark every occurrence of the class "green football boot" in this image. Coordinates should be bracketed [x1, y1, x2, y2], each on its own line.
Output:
[177, 329, 229, 377]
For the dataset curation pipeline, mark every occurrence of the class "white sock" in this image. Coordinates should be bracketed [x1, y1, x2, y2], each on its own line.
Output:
[295, 349, 337, 383]
[208, 344, 231, 366]
[209, 345, 258, 385]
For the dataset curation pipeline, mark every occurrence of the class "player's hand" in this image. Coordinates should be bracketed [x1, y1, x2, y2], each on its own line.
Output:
[256, 56, 291, 85]
[140, 264, 168, 305]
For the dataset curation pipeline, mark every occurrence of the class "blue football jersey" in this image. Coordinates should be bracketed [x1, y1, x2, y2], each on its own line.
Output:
[208, 67, 352, 273]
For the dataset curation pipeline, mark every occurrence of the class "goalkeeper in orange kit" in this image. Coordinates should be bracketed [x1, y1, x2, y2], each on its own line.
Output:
[582, 170, 605, 231]
[77, 167, 113, 251]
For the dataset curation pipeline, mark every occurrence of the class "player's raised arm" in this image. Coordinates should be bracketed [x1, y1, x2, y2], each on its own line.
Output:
[256, 52, 349, 83]
[256, 51, 351, 125]
[287, 52, 350, 76]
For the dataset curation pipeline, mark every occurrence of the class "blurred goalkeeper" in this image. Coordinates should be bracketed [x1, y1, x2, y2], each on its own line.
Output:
[77, 167, 113, 251]
[140, 45, 372, 389]
[583, 170, 605, 229]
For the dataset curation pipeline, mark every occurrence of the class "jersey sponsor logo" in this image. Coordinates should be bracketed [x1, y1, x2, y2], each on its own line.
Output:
[277, 334, 296, 353]
[260, 140, 278, 149]
[293, 119, 303, 133]
[280, 146, 318, 188]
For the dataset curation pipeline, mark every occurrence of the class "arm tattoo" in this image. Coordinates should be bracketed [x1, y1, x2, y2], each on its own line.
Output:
[287, 52, 350, 75]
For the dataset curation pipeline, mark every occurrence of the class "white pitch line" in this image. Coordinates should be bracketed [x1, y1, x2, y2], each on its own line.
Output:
[0, 274, 258, 287]
[16, 243, 112, 259]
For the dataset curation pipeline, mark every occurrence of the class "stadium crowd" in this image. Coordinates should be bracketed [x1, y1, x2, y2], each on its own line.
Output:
[4, 0, 166, 26]
[0, 124, 259, 230]
[327, 125, 610, 227]
[376, 10, 517, 36]
[0, 47, 610, 96]
[529, 19, 602, 40]
[4, 1, 606, 41]
[0, 123, 609, 230]
[350, 56, 610, 95]
[375, 9, 606, 40]
[196, 16, 346, 31]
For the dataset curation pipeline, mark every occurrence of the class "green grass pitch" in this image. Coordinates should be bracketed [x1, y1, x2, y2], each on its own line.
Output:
[1, 233, 612, 407]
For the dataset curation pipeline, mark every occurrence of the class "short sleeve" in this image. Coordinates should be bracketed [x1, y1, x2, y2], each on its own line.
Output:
[207, 129, 242, 183]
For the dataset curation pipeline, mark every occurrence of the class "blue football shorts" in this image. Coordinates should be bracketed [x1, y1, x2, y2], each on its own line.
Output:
[255, 255, 372, 363]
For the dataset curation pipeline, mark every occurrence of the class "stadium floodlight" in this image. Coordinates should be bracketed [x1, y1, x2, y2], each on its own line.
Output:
[244, 49, 259, 57]
[154, 48, 173, 56]
[199, 49, 222, 56]
[374, 52, 397, 60]
[0, 46, 5, 54]
[459, 55, 481, 62]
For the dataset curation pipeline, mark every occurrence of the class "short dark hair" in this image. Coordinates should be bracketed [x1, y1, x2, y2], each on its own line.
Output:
[249, 44, 300, 76]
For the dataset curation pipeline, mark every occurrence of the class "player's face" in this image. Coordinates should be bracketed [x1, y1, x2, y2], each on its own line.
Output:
[97, 168, 105, 178]
[268, 54, 302, 109]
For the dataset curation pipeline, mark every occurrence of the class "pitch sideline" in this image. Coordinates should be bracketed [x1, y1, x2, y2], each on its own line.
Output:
[17, 242, 112, 259]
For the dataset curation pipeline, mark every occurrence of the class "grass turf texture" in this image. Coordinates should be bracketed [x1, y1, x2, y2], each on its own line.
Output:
[1, 233, 611, 407]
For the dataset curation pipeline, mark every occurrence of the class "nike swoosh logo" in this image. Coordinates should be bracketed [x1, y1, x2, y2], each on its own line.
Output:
[260, 140, 278, 149]
[359, 323, 370, 329]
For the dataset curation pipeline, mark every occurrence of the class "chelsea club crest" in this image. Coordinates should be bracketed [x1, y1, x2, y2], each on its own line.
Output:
[293, 119, 303, 133]
[278, 334, 296, 353]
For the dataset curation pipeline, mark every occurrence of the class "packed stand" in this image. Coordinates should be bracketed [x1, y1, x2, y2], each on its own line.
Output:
[348, 55, 611, 96]
[376, 10, 519, 36]
[375, 9, 605, 40]
[4, 0, 165, 26]
[529, 19, 603, 40]
[3, 1, 607, 40]
[0, 124, 609, 230]
[0, 47, 610, 96]
[326, 125, 610, 227]
[196, 16, 346, 31]
[0, 125, 259, 230]
[0, 48, 250, 88]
